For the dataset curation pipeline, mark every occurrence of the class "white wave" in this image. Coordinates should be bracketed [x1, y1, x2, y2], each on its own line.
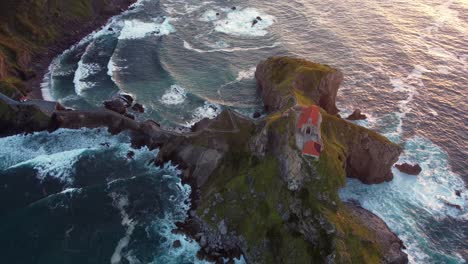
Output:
[118, 18, 175, 40]
[388, 65, 428, 141]
[236, 66, 257, 81]
[185, 102, 222, 127]
[340, 136, 466, 264]
[0, 128, 130, 170]
[183, 40, 279, 53]
[8, 149, 87, 185]
[160, 85, 187, 105]
[73, 53, 101, 97]
[214, 7, 275, 37]
[110, 192, 137, 264]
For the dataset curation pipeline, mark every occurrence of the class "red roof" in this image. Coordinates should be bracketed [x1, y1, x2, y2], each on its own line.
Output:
[303, 141, 321, 157]
[297, 105, 321, 128]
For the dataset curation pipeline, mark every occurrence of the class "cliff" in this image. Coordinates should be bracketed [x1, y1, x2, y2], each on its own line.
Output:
[0, 56, 407, 263]
[0, 0, 136, 99]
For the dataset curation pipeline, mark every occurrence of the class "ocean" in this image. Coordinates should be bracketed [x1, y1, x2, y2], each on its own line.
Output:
[5, 0, 467, 263]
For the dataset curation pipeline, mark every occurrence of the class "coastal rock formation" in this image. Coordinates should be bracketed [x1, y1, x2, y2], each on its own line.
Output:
[395, 163, 422, 176]
[346, 109, 367, 120]
[345, 202, 408, 263]
[0, 56, 406, 263]
[256, 57, 401, 184]
[0, 0, 137, 99]
[256, 57, 343, 115]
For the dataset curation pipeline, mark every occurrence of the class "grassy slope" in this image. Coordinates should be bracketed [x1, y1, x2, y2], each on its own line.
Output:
[0, 0, 113, 98]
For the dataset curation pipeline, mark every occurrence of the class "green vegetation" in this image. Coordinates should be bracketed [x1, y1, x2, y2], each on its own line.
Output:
[188, 57, 399, 263]
[0, 0, 119, 98]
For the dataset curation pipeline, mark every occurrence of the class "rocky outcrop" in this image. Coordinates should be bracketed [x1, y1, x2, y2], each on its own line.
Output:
[346, 109, 367, 120]
[0, 56, 407, 264]
[256, 57, 343, 114]
[345, 202, 408, 264]
[0, 0, 137, 99]
[395, 163, 422, 176]
[256, 57, 401, 184]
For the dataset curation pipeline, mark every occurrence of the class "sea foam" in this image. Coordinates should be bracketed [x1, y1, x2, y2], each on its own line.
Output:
[160, 85, 187, 105]
[214, 7, 275, 37]
[118, 18, 175, 40]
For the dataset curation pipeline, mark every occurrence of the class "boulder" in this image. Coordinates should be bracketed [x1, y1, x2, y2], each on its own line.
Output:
[119, 94, 134, 107]
[346, 109, 367, 120]
[253, 111, 261, 119]
[395, 163, 422, 176]
[131, 103, 145, 113]
[103, 98, 126, 115]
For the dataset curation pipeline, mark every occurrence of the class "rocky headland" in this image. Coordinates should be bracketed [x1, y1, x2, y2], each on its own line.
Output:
[0, 55, 407, 263]
[0, 0, 137, 99]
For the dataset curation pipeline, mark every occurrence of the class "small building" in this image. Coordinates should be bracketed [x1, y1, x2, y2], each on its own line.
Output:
[296, 105, 323, 159]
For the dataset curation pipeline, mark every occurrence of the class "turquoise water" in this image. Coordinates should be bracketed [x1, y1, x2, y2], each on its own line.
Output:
[28, 0, 468, 262]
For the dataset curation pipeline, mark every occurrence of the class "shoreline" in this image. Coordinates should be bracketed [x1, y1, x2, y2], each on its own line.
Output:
[25, 0, 138, 101]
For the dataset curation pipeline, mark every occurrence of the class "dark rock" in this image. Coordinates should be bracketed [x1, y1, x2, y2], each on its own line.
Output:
[216, 13, 220, 16]
[131, 103, 145, 113]
[346, 109, 367, 121]
[103, 98, 127, 115]
[100, 142, 110, 147]
[124, 113, 135, 120]
[108, 27, 114, 31]
[231, 7, 236, 10]
[395, 163, 422, 176]
[455, 190, 461, 197]
[444, 201, 462, 210]
[256, 16, 262, 21]
[252, 19, 258, 27]
[172, 240, 182, 248]
[127, 151, 135, 160]
[119, 93, 134, 107]
[253, 111, 261, 118]
[55, 103, 67, 111]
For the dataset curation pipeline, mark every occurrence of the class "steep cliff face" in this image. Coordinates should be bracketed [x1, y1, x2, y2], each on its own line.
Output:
[256, 57, 402, 184]
[256, 57, 343, 114]
[0, 56, 407, 263]
[0, 0, 135, 99]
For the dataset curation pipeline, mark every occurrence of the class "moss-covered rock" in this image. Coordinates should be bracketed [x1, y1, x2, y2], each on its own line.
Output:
[0, 0, 136, 97]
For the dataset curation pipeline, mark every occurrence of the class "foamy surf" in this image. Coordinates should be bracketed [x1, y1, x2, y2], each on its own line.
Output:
[73, 58, 101, 96]
[214, 7, 275, 37]
[183, 40, 279, 53]
[161, 85, 187, 105]
[185, 102, 222, 127]
[340, 136, 466, 264]
[118, 17, 176, 40]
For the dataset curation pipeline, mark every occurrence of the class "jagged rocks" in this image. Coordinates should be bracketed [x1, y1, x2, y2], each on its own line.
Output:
[346, 109, 367, 120]
[256, 57, 343, 115]
[103, 98, 127, 115]
[395, 163, 422, 176]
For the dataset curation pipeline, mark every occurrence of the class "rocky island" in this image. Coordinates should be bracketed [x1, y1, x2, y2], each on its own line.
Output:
[0, 55, 407, 263]
[0, 1, 411, 262]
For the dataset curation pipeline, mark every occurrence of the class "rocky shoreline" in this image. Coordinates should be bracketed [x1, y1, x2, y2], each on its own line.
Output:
[0, 2, 409, 261]
[0, 0, 137, 100]
[0, 55, 408, 263]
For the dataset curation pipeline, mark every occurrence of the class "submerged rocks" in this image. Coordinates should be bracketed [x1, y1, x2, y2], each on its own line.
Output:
[395, 163, 422, 176]
[172, 240, 182, 248]
[346, 109, 367, 120]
